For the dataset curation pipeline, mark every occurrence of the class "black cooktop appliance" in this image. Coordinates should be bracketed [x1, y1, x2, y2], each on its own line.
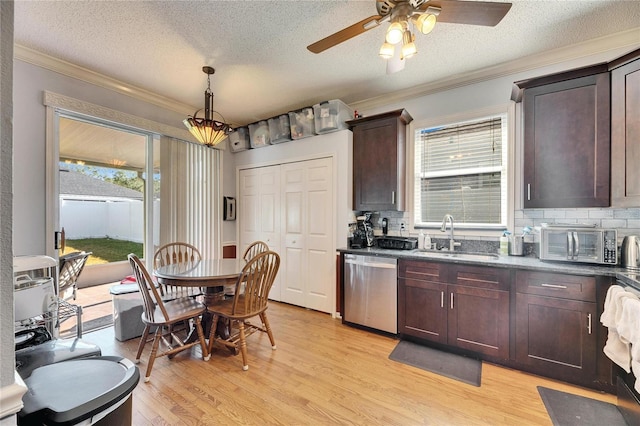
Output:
[376, 236, 418, 250]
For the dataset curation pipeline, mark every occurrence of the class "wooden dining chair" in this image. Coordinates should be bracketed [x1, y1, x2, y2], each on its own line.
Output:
[128, 254, 210, 382]
[206, 250, 280, 370]
[242, 240, 269, 261]
[153, 242, 203, 300]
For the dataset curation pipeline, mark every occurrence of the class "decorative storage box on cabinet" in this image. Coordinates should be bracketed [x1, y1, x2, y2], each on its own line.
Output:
[288, 107, 316, 139]
[268, 114, 292, 144]
[248, 121, 270, 148]
[313, 99, 353, 134]
[228, 127, 250, 152]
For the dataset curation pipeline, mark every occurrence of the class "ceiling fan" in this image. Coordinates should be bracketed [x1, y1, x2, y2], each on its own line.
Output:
[307, 0, 512, 72]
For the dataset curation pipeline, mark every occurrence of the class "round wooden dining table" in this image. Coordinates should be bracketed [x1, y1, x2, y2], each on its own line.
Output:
[154, 258, 245, 301]
[154, 258, 246, 339]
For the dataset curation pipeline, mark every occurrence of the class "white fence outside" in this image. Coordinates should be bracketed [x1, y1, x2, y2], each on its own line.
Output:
[60, 197, 159, 243]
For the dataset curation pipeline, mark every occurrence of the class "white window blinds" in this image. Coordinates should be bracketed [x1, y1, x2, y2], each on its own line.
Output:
[159, 137, 221, 259]
[414, 114, 507, 227]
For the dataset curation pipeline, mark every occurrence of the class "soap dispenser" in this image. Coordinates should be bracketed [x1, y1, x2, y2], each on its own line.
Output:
[500, 231, 510, 256]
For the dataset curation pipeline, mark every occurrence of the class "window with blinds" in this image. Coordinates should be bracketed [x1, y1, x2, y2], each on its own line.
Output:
[414, 114, 508, 228]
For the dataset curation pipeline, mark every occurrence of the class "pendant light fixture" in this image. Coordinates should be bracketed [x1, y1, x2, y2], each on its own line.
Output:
[183, 66, 231, 148]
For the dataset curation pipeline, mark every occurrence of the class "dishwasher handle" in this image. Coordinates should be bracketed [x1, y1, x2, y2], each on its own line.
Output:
[344, 255, 397, 269]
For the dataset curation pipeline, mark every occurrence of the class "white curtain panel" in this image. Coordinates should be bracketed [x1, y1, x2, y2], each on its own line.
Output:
[159, 137, 221, 259]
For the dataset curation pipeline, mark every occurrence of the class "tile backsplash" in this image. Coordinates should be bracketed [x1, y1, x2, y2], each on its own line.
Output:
[355, 207, 640, 246]
[515, 207, 640, 242]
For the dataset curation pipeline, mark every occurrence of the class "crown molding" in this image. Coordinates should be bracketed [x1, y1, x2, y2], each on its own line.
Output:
[351, 28, 640, 111]
[15, 44, 195, 116]
[15, 27, 640, 118]
[43, 90, 196, 143]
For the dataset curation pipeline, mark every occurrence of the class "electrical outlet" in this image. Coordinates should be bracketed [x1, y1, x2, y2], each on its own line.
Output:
[400, 222, 406, 230]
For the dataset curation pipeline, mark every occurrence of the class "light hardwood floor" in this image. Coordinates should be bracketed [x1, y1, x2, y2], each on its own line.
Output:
[82, 301, 616, 425]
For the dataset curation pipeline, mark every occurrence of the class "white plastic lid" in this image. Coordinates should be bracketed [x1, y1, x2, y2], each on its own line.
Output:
[13, 255, 57, 272]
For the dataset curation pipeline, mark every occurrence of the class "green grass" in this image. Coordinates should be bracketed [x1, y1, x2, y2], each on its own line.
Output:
[63, 238, 143, 265]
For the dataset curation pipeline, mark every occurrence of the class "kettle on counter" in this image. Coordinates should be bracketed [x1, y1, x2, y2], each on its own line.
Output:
[621, 235, 640, 270]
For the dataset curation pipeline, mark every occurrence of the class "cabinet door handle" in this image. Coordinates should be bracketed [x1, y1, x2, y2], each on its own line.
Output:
[541, 283, 568, 289]
[391, 191, 395, 204]
[450, 293, 454, 310]
[440, 291, 444, 308]
[527, 184, 531, 201]
[587, 313, 592, 335]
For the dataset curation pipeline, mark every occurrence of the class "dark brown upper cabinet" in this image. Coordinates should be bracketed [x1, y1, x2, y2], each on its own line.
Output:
[513, 64, 611, 208]
[348, 109, 413, 212]
[610, 48, 640, 207]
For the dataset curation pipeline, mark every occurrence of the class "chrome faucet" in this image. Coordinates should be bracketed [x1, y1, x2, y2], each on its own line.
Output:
[441, 214, 461, 251]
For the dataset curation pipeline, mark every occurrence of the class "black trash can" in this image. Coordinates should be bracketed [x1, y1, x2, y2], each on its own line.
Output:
[18, 356, 140, 426]
[15, 333, 102, 379]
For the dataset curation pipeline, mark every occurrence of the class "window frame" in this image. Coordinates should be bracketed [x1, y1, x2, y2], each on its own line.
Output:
[43, 91, 222, 271]
[409, 104, 515, 237]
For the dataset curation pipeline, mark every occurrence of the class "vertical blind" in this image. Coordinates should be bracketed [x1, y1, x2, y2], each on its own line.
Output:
[414, 115, 507, 226]
[159, 137, 221, 259]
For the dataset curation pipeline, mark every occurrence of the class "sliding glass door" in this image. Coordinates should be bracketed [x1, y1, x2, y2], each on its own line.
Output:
[44, 92, 223, 287]
[51, 112, 160, 285]
[58, 115, 160, 265]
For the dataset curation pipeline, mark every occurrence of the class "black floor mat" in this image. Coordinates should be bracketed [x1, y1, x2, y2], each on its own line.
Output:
[538, 386, 628, 426]
[389, 340, 481, 387]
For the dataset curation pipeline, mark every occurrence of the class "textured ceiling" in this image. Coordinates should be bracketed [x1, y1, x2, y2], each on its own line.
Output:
[13, 1, 640, 128]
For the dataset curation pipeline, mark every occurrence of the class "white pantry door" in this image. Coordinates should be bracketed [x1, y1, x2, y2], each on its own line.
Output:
[281, 157, 333, 313]
[238, 165, 282, 300]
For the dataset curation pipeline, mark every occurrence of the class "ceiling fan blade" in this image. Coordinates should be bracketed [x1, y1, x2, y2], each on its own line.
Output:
[422, 1, 512, 26]
[307, 15, 384, 54]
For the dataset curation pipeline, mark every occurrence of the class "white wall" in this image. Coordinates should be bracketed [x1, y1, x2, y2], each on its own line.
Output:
[220, 143, 236, 249]
[12, 60, 194, 256]
[0, 0, 15, 402]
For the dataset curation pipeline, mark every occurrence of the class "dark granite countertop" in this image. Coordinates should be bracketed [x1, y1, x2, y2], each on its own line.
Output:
[338, 247, 639, 289]
[617, 271, 640, 290]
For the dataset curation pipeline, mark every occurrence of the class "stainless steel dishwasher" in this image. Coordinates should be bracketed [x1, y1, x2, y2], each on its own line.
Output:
[343, 254, 397, 334]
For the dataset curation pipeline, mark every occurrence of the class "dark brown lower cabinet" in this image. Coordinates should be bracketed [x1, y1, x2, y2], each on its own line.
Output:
[449, 284, 509, 359]
[399, 260, 510, 359]
[393, 259, 613, 391]
[515, 271, 598, 386]
[401, 278, 448, 343]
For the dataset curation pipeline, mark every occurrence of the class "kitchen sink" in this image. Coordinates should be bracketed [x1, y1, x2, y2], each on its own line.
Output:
[412, 250, 500, 261]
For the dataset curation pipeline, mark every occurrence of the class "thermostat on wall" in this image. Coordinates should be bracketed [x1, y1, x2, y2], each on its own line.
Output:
[223, 196, 236, 221]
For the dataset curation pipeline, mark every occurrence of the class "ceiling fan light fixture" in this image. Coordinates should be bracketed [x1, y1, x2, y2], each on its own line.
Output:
[379, 42, 395, 59]
[414, 12, 437, 35]
[183, 66, 231, 148]
[385, 21, 404, 44]
[401, 30, 417, 59]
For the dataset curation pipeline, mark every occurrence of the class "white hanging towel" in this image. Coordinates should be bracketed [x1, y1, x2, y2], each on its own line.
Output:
[601, 285, 636, 372]
[617, 296, 640, 393]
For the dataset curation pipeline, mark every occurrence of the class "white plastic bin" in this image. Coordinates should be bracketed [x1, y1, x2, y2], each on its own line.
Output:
[288, 107, 316, 139]
[110, 284, 145, 342]
[228, 127, 250, 152]
[268, 114, 292, 144]
[248, 121, 270, 148]
[313, 99, 353, 134]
